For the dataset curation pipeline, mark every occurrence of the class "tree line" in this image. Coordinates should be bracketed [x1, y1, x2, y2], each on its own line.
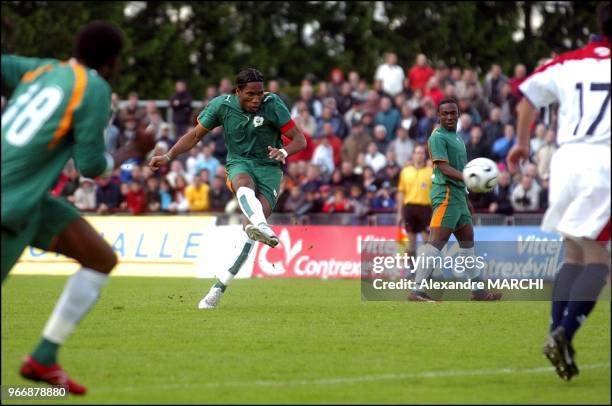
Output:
[1, 1, 601, 100]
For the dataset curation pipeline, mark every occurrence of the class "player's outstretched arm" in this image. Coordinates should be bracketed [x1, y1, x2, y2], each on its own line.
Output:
[149, 124, 209, 170]
[507, 98, 536, 174]
[268, 126, 307, 163]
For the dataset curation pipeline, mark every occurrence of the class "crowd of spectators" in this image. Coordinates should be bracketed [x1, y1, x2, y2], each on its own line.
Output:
[43, 51, 559, 217]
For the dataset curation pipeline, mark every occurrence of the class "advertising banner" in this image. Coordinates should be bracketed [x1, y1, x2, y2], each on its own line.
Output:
[13, 216, 217, 277]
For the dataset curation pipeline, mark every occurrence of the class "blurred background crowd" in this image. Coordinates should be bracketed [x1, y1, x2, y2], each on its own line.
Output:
[16, 51, 556, 218]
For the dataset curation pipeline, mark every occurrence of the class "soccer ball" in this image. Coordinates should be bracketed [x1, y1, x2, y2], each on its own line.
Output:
[463, 157, 499, 193]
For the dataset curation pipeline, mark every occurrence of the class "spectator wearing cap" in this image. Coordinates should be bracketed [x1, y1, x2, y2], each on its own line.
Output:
[364, 142, 387, 174]
[374, 52, 406, 97]
[408, 53, 435, 94]
[374, 96, 401, 141]
[72, 177, 97, 211]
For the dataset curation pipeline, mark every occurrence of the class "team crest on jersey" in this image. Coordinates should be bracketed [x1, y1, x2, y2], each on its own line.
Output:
[253, 116, 264, 127]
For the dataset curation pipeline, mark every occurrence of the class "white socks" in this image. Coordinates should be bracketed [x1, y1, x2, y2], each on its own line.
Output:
[413, 244, 443, 289]
[236, 187, 267, 226]
[42, 268, 109, 344]
[216, 231, 256, 286]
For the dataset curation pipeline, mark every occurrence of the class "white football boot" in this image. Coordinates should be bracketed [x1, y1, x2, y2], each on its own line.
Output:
[245, 223, 279, 248]
[198, 286, 224, 309]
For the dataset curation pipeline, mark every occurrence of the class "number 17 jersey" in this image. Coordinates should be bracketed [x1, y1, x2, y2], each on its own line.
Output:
[519, 36, 610, 146]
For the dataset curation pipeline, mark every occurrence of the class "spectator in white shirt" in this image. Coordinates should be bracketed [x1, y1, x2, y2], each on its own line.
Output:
[311, 136, 335, 175]
[374, 52, 406, 97]
[364, 142, 388, 173]
[511, 174, 541, 212]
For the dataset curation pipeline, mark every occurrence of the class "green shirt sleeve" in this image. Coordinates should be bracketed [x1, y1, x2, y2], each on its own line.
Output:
[72, 74, 112, 177]
[1, 54, 56, 90]
[428, 132, 448, 163]
[197, 95, 224, 130]
[268, 93, 292, 129]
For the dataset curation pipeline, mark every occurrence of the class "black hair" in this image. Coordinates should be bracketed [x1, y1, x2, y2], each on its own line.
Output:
[597, 2, 611, 38]
[74, 21, 124, 70]
[438, 98, 458, 112]
[236, 68, 264, 89]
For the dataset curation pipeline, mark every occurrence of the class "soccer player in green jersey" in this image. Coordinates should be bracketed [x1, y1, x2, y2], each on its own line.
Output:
[2, 22, 154, 394]
[149, 68, 306, 309]
[409, 98, 501, 302]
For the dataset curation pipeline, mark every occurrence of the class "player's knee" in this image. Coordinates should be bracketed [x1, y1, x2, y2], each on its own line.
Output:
[87, 248, 117, 274]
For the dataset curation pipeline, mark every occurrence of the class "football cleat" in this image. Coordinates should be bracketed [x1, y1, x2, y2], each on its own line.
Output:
[245, 223, 279, 248]
[543, 326, 579, 381]
[470, 290, 502, 301]
[198, 286, 224, 309]
[408, 291, 439, 302]
[19, 355, 87, 395]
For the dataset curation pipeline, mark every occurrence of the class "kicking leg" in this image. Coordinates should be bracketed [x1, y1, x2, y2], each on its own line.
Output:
[232, 173, 278, 247]
[409, 227, 452, 302]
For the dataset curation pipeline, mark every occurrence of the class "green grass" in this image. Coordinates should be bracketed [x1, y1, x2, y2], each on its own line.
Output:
[2, 275, 610, 404]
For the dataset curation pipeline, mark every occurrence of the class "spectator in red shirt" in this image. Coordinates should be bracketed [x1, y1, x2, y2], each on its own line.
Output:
[322, 187, 352, 213]
[424, 76, 444, 107]
[408, 53, 435, 93]
[508, 63, 527, 100]
[125, 181, 147, 215]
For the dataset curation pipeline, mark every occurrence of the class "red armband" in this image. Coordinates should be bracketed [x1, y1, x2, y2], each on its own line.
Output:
[280, 119, 296, 134]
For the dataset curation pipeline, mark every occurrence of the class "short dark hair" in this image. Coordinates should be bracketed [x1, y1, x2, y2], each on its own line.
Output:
[438, 98, 458, 112]
[236, 68, 264, 89]
[74, 21, 123, 70]
[597, 2, 611, 38]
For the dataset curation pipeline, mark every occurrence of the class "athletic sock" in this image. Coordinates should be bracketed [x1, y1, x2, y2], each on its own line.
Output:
[550, 263, 584, 332]
[32, 268, 109, 366]
[236, 187, 267, 226]
[413, 244, 443, 292]
[560, 263, 609, 341]
[213, 231, 255, 292]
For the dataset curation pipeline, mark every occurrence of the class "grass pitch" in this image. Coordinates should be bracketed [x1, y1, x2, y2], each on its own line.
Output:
[2, 275, 610, 404]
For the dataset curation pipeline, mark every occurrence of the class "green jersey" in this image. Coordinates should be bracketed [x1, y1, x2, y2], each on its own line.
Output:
[197, 93, 292, 165]
[428, 126, 467, 190]
[1, 55, 112, 231]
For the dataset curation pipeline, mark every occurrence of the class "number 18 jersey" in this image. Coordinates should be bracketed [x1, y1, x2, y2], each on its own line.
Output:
[519, 36, 610, 146]
[1, 55, 111, 231]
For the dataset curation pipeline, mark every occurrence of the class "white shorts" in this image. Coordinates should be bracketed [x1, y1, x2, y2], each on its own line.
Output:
[542, 143, 611, 240]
